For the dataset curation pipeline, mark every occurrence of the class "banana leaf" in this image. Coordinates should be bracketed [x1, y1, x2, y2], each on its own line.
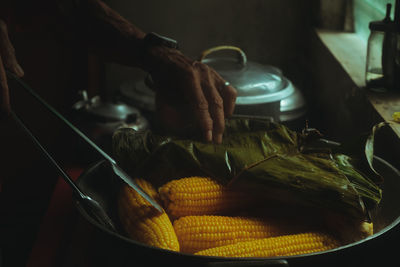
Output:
[112, 119, 383, 219]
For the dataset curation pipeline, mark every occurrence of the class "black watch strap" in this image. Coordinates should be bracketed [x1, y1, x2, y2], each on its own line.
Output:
[143, 32, 179, 49]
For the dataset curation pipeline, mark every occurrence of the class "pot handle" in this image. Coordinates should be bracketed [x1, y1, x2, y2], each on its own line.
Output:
[198, 45, 247, 67]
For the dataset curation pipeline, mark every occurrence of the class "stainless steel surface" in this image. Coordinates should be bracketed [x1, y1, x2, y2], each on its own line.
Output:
[199, 46, 306, 123]
[119, 79, 156, 112]
[10, 111, 116, 232]
[231, 114, 274, 122]
[75, 155, 400, 266]
[200, 46, 291, 105]
[7, 71, 162, 213]
[73, 90, 149, 131]
[84, 102, 139, 122]
[110, 162, 163, 213]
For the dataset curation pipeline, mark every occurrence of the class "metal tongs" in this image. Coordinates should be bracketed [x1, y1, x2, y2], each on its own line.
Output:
[11, 111, 117, 231]
[7, 72, 163, 230]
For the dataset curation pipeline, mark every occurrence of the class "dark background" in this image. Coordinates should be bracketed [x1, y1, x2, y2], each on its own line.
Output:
[0, 1, 362, 266]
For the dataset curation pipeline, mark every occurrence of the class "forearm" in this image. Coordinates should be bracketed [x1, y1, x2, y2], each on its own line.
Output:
[58, 0, 236, 143]
[59, 0, 148, 69]
[57, 0, 195, 75]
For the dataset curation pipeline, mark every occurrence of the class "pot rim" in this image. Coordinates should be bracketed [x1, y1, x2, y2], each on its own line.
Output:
[75, 156, 400, 262]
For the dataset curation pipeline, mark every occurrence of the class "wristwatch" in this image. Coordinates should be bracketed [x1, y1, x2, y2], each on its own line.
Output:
[143, 32, 179, 49]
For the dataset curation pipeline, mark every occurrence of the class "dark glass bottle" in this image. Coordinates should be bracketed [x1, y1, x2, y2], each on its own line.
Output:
[366, 4, 396, 91]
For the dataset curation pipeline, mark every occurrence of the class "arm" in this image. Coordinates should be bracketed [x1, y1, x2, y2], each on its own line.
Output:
[60, 0, 146, 68]
[0, 0, 236, 143]
[63, 0, 237, 143]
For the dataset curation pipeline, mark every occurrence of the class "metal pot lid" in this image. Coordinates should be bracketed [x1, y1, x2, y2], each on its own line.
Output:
[86, 102, 141, 122]
[72, 91, 143, 123]
[200, 46, 295, 105]
[119, 77, 156, 112]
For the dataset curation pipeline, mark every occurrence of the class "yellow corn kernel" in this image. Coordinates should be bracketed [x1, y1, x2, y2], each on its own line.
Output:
[118, 178, 180, 251]
[195, 232, 340, 257]
[158, 177, 247, 218]
[393, 112, 400, 123]
[174, 215, 304, 253]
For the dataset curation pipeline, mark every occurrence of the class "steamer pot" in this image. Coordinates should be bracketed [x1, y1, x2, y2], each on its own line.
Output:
[75, 156, 400, 267]
[199, 46, 307, 129]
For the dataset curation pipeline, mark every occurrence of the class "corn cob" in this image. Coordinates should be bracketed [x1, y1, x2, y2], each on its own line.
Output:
[118, 178, 180, 251]
[322, 211, 374, 244]
[195, 232, 340, 257]
[158, 177, 247, 218]
[174, 215, 309, 253]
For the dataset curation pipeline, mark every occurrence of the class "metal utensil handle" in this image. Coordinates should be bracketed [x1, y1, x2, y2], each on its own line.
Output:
[6, 71, 115, 164]
[11, 111, 117, 231]
[6, 71, 163, 212]
[10, 111, 85, 199]
[198, 45, 247, 66]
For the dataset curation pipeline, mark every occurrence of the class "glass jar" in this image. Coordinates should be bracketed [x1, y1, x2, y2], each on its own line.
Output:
[366, 29, 386, 91]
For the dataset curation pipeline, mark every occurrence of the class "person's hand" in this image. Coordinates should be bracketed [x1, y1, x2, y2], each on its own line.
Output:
[0, 19, 24, 116]
[145, 46, 237, 144]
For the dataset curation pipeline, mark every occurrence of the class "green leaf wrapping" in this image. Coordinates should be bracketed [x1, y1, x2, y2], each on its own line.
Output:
[112, 119, 382, 219]
[365, 122, 389, 178]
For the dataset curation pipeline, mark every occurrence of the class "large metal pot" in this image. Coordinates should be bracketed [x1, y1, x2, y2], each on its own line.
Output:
[75, 156, 400, 267]
[199, 46, 307, 129]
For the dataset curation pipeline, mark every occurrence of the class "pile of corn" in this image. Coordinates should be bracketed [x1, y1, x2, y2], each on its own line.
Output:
[117, 176, 370, 257]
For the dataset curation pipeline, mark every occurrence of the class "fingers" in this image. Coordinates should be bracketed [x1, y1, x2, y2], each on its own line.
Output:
[199, 65, 225, 144]
[182, 67, 214, 143]
[149, 47, 236, 143]
[0, 20, 24, 117]
[187, 62, 237, 144]
[0, 20, 24, 77]
[217, 79, 237, 117]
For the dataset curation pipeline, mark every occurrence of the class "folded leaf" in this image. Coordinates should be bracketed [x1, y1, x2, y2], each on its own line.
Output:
[365, 122, 389, 179]
[112, 119, 382, 219]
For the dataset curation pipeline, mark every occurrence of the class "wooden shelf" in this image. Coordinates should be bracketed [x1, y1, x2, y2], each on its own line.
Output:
[316, 29, 400, 139]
